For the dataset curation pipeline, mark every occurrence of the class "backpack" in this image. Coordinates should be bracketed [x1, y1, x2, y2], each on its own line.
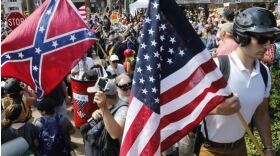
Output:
[38, 116, 70, 156]
[217, 55, 268, 89]
[86, 102, 127, 156]
[193, 55, 269, 156]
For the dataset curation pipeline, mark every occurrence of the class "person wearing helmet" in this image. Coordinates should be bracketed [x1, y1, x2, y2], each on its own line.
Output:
[2, 78, 37, 122]
[200, 7, 279, 156]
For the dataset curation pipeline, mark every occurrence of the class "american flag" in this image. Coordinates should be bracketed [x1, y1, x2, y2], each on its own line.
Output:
[120, 0, 231, 155]
[1, 0, 96, 97]
[79, 5, 87, 22]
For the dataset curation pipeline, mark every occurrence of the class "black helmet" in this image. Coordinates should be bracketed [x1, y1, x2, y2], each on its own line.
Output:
[234, 7, 280, 34]
[3, 78, 22, 94]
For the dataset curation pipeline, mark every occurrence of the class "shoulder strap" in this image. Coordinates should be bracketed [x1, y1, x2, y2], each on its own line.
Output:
[217, 55, 230, 81]
[202, 119, 209, 141]
[259, 63, 268, 89]
[110, 102, 127, 115]
[202, 55, 230, 142]
[9, 127, 19, 139]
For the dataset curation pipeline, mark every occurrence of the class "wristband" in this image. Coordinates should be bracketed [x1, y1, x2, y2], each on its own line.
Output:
[263, 146, 275, 152]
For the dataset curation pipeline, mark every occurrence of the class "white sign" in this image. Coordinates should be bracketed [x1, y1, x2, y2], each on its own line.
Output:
[224, 3, 230, 7]
[73, 92, 89, 102]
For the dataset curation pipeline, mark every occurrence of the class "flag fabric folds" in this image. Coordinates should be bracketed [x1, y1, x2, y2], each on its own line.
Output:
[79, 5, 87, 22]
[120, 0, 231, 155]
[1, 0, 97, 97]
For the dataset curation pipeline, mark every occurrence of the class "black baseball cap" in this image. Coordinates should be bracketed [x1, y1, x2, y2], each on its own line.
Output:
[3, 78, 23, 94]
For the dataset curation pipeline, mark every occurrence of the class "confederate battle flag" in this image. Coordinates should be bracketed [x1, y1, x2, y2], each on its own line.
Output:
[1, 0, 97, 97]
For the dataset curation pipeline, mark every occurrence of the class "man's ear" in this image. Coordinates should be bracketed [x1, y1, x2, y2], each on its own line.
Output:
[221, 31, 226, 37]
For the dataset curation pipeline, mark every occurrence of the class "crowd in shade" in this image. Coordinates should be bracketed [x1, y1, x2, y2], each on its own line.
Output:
[1, 3, 280, 156]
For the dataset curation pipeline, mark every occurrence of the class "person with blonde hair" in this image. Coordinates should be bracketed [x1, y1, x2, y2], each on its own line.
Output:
[2, 78, 37, 122]
[1, 104, 39, 154]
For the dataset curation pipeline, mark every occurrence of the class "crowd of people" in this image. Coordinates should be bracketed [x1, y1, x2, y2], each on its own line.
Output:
[1, 3, 280, 156]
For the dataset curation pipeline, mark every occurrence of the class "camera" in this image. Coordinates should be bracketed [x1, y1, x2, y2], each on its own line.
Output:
[87, 117, 98, 127]
[87, 77, 109, 93]
[80, 117, 101, 137]
[96, 77, 109, 92]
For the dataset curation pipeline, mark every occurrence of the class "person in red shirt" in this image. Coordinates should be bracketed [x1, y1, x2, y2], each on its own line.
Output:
[214, 22, 238, 57]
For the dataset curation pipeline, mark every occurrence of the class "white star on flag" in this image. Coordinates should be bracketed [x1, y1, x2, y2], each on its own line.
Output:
[141, 43, 147, 49]
[151, 40, 157, 46]
[137, 67, 143, 73]
[154, 51, 159, 58]
[156, 14, 160, 20]
[144, 54, 150, 60]
[136, 56, 140, 61]
[142, 88, 148, 94]
[170, 37, 176, 44]
[160, 46, 164, 52]
[157, 63, 161, 69]
[167, 58, 173, 64]
[148, 28, 155, 35]
[146, 65, 153, 72]
[35, 47, 42, 54]
[152, 87, 157, 93]
[70, 35, 76, 42]
[5, 54, 11, 59]
[139, 78, 145, 84]
[33, 65, 39, 71]
[149, 76, 155, 82]
[145, 17, 151, 24]
[179, 50, 185, 56]
[18, 52, 24, 58]
[152, 2, 159, 9]
[46, 10, 51, 15]
[168, 48, 174, 54]
[160, 24, 166, 31]
[154, 98, 159, 103]
[39, 26, 45, 33]
[160, 35, 165, 41]
[52, 41, 58, 48]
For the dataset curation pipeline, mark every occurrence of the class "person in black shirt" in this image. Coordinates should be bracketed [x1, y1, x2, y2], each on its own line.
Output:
[1, 104, 39, 154]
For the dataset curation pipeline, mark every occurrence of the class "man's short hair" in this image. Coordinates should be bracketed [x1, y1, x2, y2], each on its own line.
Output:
[223, 8, 235, 22]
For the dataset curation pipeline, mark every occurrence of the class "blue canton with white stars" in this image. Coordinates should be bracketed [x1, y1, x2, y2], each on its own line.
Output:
[132, 0, 205, 114]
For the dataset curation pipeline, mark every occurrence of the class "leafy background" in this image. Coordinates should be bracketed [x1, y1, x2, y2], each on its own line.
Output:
[246, 62, 280, 156]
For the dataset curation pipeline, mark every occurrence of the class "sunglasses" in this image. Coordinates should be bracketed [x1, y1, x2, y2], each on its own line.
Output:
[250, 33, 275, 44]
[117, 82, 132, 91]
[112, 61, 118, 63]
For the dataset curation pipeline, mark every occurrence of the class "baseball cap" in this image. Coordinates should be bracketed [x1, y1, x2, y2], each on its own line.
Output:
[103, 80, 117, 96]
[219, 22, 233, 34]
[110, 54, 119, 62]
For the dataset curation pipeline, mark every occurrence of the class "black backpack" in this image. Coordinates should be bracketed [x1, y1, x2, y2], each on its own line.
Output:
[217, 55, 268, 89]
[193, 55, 269, 155]
[38, 116, 70, 156]
[86, 103, 127, 156]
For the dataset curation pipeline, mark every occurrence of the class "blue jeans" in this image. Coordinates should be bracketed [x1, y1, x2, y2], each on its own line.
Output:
[84, 139, 94, 156]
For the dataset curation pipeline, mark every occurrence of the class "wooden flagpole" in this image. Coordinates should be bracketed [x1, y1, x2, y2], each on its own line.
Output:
[236, 111, 264, 156]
